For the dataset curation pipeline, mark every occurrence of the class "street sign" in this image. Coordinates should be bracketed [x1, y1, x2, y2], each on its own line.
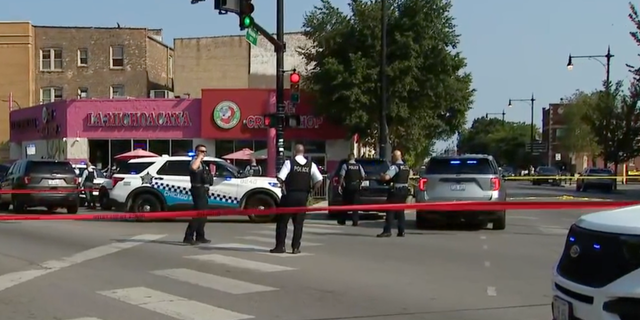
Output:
[245, 28, 258, 46]
[524, 141, 547, 153]
[555, 153, 561, 161]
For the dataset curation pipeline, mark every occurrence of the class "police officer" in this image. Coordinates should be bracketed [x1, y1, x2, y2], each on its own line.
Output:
[337, 153, 365, 226]
[184, 144, 213, 245]
[271, 144, 323, 254]
[80, 162, 97, 209]
[377, 150, 411, 237]
[244, 157, 263, 176]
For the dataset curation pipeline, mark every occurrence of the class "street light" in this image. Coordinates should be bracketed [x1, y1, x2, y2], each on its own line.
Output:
[507, 94, 536, 153]
[566, 46, 613, 85]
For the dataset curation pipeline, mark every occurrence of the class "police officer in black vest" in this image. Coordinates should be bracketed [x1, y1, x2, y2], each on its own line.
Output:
[244, 157, 263, 176]
[80, 162, 97, 209]
[271, 144, 324, 254]
[184, 144, 213, 245]
[337, 153, 365, 226]
[377, 150, 411, 237]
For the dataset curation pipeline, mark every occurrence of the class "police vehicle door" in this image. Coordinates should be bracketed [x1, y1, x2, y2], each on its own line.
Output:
[203, 160, 240, 208]
[153, 160, 193, 208]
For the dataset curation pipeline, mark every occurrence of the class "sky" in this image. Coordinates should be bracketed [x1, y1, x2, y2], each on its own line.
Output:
[3, 0, 639, 149]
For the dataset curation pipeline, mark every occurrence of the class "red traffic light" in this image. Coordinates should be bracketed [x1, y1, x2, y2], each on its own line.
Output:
[264, 116, 271, 127]
[289, 72, 300, 84]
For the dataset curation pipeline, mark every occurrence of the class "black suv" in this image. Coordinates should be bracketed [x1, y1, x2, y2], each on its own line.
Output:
[327, 158, 391, 218]
[0, 160, 80, 213]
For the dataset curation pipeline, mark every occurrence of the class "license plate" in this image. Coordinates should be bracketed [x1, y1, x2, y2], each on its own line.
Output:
[552, 296, 570, 320]
[48, 179, 61, 185]
[361, 181, 369, 187]
[450, 184, 465, 191]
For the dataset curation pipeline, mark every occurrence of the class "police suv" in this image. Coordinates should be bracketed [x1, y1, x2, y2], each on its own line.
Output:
[552, 206, 640, 320]
[107, 156, 282, 222]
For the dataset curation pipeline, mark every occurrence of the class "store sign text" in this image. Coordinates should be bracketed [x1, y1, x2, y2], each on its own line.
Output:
[87, 112, 192, 127]
[244, 115, 324, 129]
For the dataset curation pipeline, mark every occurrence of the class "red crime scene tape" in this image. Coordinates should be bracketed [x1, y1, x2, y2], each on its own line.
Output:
[0, 189, 94, 194]
[0, 201, 637, 221]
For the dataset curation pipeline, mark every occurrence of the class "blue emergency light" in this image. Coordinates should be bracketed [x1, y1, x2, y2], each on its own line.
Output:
[187, 151, 196, 157]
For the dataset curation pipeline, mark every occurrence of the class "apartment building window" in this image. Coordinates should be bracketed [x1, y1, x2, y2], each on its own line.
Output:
[110, 46, 124, 68]
[41, 87, 63, 103]
[78, 48, 88, 66]
[168, 56, 173, 78]
[78, 87, 88, 99]
[40, 48, 62, 71]
[110, 85, 125, 98]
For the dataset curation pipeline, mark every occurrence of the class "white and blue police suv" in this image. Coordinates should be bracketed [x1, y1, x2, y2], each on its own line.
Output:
[106, 155, 282, 222]
[552, 205, 640, 320]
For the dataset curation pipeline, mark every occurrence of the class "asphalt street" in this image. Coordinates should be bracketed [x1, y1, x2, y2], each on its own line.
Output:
[0, 183, 631, 320]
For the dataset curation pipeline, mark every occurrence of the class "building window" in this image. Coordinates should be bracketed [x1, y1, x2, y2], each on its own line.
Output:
[40, 87, 63, 103]
[110, 85, 125, 98]
[40, 48, 62, 71]
[78, 87, 88, 99]
[77, 48, 88, 66]
[110, 46, 124, 68]
[168, 56, 173, 78]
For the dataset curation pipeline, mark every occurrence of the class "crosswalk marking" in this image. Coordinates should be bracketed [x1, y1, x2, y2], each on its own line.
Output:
[264, 225, 343, 234]
[152, 268, 277, 294]
[98, 287, 253, 320]
[237, 236, 322, 246]
[538, 226, 568, 235]
[250, 230, 321, 239]
[67, 318, 103, 320]
[185, 254, 296, 272]
[205, 243, 313, 257]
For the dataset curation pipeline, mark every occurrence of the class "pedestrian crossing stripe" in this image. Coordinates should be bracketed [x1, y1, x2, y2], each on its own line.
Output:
[185, 253, 296, 272]
[97, 287, 253, 320]
[67, 318, 103, 320]
[261, 225, 344, 234]
[250, 230, 321, 239]
[151, 268, 277, 294]
[236, 236, 322, 246]
[203, 243, 314, 257]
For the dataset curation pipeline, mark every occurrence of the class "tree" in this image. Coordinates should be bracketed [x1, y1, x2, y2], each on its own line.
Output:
[558, 90, 600, 159]
[456, 117, 536, 168]
[299, 0, 474, 155]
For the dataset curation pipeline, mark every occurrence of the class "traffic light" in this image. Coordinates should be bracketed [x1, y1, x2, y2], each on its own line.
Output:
[263, 113, 281, 128]
[239, 0, 255, 30]
[285, 114, 301, 128]
[263, 114, 301, 128]
[290, 72, 300, 104]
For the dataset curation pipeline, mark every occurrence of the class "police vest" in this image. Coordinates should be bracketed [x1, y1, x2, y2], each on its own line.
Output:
[391, 163, 411, 186]
[248, 165, 262, 176]
[344, 163, 363, 186]
[284, 158, 312, 193]
[85, 170, 95, 184]
[190, 163, 213, 186]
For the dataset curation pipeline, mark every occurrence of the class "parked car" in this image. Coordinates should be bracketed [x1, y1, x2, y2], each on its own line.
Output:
[327, 158, 391, 219]
[414, 154, 506, 230]
[576, 167, 615, 192]
[0, 159, 80, 213]
[532, 166, 561, 186]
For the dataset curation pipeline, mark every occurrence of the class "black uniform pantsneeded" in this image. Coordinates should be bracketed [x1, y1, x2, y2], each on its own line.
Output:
[185, 162, 213, 244]
[380, 163, 411, 236]
[275, 159, 313, 252]
[339, 163, 363, 225]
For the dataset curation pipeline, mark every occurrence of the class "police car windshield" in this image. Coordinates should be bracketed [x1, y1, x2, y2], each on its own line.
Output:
[425, 158, 495, 175]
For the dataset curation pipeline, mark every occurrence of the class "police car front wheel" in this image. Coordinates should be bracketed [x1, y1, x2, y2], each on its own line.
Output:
[132, 194, 162, 213]
[245, 194, 277, 223]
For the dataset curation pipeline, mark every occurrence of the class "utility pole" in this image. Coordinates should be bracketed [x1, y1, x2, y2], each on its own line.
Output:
[379, 0, 390, 161]
[275, 0, 286, 172]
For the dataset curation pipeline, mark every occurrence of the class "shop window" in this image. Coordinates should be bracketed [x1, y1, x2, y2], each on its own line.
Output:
[254, 140, 267, 152]
[149, 140, 170, 156]
[215, 140, 234, 158]
[133, 140, 148, 150]
[171, 140, 193, 156]
[88, 140, 109, 169]
[157, 160, 190, 176]
[111, 140, 132, 160]
[293, 140, 326, 153]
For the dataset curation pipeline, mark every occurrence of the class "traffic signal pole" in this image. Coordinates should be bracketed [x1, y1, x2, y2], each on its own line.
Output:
[274, 0, 285, 174]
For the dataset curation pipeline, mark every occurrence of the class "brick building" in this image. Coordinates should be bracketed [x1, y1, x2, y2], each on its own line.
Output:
[0, 21, 174, 160]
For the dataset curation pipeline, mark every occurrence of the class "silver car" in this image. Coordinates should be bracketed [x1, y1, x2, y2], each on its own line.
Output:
[414, 154, 507, 230]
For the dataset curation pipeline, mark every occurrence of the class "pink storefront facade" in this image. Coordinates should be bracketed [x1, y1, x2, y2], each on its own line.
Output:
[9, 99, 204, 169]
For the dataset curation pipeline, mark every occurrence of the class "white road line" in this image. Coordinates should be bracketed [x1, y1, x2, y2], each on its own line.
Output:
[285, 227, 344, 234]
[250, 230, 320, 239]
[482, 245, 488, 250]
[538, 226, 568, 235]
[0, 234, 165, 293]
[98, 287, 253, 320]
[185, 254, 295, 272]
[509, 216, 539, 220]
[487, 286, 497, 296]
[205, 243, 313, 257]
[67, 318, 103, 320]
[480, 236, 486, 240]
[152, 268, 277, 294]
[484, 261, 491, 267]
[237, 236, 322, 246]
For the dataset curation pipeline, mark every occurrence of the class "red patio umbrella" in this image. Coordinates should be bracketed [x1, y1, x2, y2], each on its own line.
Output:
[114, 149, 159, 160]
[222, 148, 254, 160]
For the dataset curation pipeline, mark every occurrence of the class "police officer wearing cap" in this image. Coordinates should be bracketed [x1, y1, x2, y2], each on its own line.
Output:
[271, 144, 324, 254]
[337, 153, 365, 226]
[377, 150, 411, 237]
[184, 144, 213, 245]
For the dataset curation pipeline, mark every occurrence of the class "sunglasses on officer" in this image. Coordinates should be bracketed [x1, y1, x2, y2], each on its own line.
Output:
[197, 148, 207, 154]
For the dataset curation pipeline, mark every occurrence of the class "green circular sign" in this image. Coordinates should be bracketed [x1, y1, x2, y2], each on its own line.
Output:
[213, 101, 241, 129]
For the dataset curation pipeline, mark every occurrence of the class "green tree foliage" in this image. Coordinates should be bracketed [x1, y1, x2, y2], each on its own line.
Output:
[299, 0, 474, 155]
[456, 117, 537, 168]
[558, 90, 600, 157]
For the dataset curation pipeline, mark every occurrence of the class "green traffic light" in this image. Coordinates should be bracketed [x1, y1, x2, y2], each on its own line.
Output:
[243, 16, 252, 27]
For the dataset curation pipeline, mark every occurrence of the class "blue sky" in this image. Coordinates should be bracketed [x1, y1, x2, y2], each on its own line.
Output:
[4, 0, 639, 148]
